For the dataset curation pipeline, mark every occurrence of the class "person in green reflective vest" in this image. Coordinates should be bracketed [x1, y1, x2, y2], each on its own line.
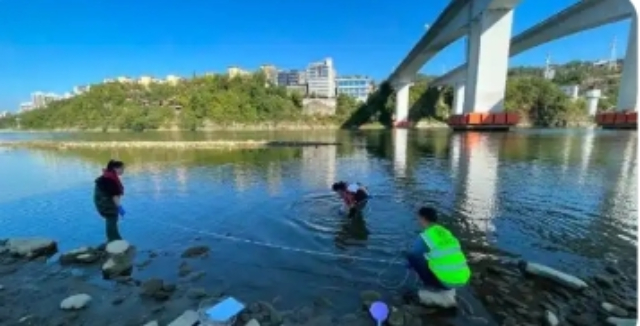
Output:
[405, 206, 471, 291]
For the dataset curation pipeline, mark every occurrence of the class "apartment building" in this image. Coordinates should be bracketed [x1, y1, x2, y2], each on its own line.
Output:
[227, 66, 251, 78]
[336, 76, 373, 102]
[306, 58, 336, 98]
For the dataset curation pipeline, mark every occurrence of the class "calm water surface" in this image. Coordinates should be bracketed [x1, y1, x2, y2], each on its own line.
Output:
[0, 129, 637, 317]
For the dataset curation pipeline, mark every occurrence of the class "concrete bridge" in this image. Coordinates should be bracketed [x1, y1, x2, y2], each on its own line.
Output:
[388, 0, 639, 130]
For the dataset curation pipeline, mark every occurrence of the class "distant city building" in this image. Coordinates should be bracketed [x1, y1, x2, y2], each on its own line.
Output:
[73, 85, 90, 94]
[19, 102, 33, 112]
[165, 75, 182, 86]
[0, 111, 10, 118]
[560, 85, 580, 101]
[336, 76, 373, 102]
[260, 64, 278, 84]
[227, 66, 251, 78]
[116, 76, 133, 83]
[31, 92, 47, 109]
[306, 58, 336, 98]
[138, 76, 153, 86]
[277, 69, 306, 87]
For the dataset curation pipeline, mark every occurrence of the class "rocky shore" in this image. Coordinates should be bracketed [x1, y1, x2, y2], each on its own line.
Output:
[0, 237, 636, 326]
[0, 140, 341, 150]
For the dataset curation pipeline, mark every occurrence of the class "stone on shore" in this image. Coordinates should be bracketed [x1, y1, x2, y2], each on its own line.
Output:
[167, 310, 199, 326]
[245, 319, 260, 326]
[544, 310, 559, 326]
[602, 302, 629, 317]
[181, 245, 210, 258]
[3, 238, 57, 258]
[417, 289, 457, 308]
[521, 261, 588, 290]
[140, 278, 174, 301]
[101, 240, 135, 279]
[106, 240, 130, 256]
[59, 246, 102, 264]
[359, 290, 381, 308]
[60, 294, 92, 310]
[605, 317, 638, 326]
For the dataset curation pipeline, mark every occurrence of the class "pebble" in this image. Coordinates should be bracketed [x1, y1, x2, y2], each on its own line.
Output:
[388, 307, 404, 326]
[544, 310, 559, 326]
[167, 310, 199, 326]
[187, 287, 208, 299]
[602, 302, 629, 317]
[59, 294, 92, 310]
[359, 290, 381, 308]
[605, 266, 621, 275]
[245, 319, 260, 326]
[595, 275, 614, 288]
[181, 245, 210, 258]
[605, 317, 638, 326]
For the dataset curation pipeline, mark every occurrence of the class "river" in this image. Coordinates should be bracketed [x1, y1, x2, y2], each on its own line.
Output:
[0, 128, 636, 325]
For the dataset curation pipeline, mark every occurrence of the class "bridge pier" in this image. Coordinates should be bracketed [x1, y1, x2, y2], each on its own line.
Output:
[597, 16, 638, 129]
[452, 82, 465, 115]
[448, 7, 519, 131]
[393, 82, 412, 128]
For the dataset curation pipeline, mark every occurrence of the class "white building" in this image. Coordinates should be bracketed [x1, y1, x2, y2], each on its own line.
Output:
[306, 58, 336, 98]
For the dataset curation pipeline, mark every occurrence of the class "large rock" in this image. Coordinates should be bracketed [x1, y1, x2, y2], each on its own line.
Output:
[417, 289, 457, 308]
[167, 310, 199, 326]
[60, 294, 92, 310]
[4, 238, 57, 258]
[101, 241, 135, 279]
[606, 317, 638, 326]
[521, 261, 588, 290]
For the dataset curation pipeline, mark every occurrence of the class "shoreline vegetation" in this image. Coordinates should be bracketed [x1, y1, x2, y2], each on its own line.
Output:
[0, 140, 342, 150]
[0, 61, 620, 132]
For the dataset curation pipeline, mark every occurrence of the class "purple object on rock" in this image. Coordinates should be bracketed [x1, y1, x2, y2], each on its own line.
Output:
[369, 301, 389, 325]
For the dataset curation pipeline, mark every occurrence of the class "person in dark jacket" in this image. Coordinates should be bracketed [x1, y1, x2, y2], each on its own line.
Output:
[94, 160, 126, 242]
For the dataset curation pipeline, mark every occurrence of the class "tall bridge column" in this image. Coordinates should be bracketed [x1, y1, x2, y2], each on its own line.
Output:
[597, 16, 638, 129]
[452, 81, 466, 115]
[447, 7, 519, 131]
[393, 82, 412, 128]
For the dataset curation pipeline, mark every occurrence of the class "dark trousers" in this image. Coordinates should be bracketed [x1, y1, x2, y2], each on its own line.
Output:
[348, 200, 368, 218]
[104, 215, 122, 242]
[406, 254, 449, 291]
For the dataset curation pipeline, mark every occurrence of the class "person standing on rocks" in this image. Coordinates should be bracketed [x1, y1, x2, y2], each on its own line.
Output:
[94, 160, 126, 242]
[405, 207, 471, 291]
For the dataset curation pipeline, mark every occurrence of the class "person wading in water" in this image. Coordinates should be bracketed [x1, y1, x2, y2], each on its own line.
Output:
[94, 160, 126, 242]
[331, 181, 370, 218]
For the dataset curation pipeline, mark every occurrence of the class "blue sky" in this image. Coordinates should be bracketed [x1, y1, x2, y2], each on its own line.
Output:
[0, 0, 631, 110]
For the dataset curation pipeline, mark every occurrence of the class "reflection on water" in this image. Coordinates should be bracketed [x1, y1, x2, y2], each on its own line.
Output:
[0, 129, 636, 318]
